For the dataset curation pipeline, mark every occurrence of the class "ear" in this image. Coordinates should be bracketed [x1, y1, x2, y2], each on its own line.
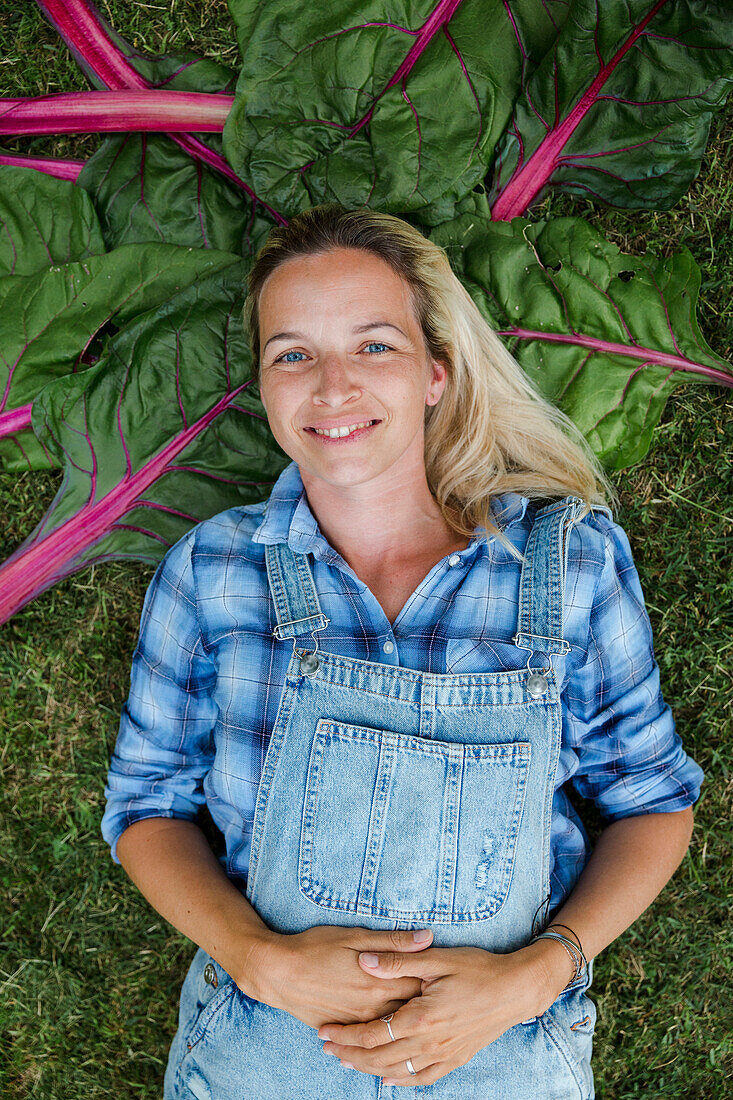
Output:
[426, 358, 448, 406]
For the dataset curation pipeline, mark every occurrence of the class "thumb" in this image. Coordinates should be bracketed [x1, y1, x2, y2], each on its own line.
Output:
[359, 938, 442, 980]
[355, 927, 434, 954]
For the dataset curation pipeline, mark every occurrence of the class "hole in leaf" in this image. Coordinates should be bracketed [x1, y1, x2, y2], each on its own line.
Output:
[618, 270, 635, 282]
[546, 261, 562, 273]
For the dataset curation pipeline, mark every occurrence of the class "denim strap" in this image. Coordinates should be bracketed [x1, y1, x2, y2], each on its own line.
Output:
[512, 496, 584, 664]
[265, 541, 329, 646]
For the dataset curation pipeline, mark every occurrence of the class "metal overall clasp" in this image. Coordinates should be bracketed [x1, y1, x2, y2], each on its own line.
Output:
[512, 632, 568, 697]
[273, 614, 331, 676]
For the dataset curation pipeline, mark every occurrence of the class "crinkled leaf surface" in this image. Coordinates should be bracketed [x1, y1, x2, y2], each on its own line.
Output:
[76, 133, 266, 253]
[223, 0, 531, 220]
[501, 0, 572, 69]
[489, 0, 733, 219]
[430, 213, 732, 468]
[0, 263, 288, 623]
[74, 47, 271, 254]
[0, 166, 104, 276]
[0, 244, 241, 472]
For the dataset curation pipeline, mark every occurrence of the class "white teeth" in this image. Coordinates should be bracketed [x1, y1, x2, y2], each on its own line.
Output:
[312, 420, 375, 438]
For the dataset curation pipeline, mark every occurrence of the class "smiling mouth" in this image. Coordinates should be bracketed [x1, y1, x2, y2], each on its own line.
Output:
[305, 419, 381, 440]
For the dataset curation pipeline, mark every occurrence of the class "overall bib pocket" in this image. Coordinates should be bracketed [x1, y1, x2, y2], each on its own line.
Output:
[298, 719, 531, 923]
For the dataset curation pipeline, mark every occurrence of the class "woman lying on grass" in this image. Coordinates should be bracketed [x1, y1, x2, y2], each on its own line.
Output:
[102, 204, 703, 1098]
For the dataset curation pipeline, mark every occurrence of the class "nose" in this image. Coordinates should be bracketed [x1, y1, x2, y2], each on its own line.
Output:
[311, 354, 362, 406]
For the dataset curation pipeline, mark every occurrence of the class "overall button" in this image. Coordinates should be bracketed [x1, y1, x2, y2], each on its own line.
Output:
[300, 651, 320, 675]
[527, 672, 548, 697]
[383, 640, 394, 654]
[448, 553, 461, 567]
[203, 963, 218, 988]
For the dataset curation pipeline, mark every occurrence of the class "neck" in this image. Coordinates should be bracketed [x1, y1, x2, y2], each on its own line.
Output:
[298, 458, 464, 570]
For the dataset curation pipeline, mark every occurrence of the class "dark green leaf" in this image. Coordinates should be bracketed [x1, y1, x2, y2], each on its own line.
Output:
[223, 0, 533, 219]
[430, 213, 732, 468]
[0, 167, 104, 277]
[0, 244, 241, 471]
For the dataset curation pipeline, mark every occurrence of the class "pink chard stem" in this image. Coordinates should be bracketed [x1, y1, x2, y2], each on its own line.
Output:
[33, 0, 288, 223]
[0, 384, 253, 624]
[0, 152, 84, 180]
[0, 90, 232, 135]
[500, 327, 733, 387]
[0, 404, 34, 438]
[491, 0, 669, 220]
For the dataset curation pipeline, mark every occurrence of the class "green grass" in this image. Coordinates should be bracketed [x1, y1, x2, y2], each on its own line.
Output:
[1, 4, 731, 1098]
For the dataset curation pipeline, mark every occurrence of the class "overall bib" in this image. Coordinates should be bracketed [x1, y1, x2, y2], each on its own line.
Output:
[164, 496, 596, 1100]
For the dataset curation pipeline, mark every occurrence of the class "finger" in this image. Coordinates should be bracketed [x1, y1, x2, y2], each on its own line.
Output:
[358, 947, 444, 979]
[327, 1036, 429, 1077]
[328, 1041, 448, 1088]
[319, 1001, 413, 1047]
[355, 927, 434, 953]
[381, 1058, 447, 1087]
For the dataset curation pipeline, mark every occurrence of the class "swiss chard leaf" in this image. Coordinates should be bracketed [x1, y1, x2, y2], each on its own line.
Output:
[222, 0, 532, 220]
[76, 133, 262, 253]
[489, 0, 733, 219]
[0, 243, 241, 471]
[37, 0, 281, 237]
[430, 212, 732, 468]
[0, 263, 287, 624]
[74, 70, 275, 254]
[0, 166, 104, 276]
[501, 0, 572, 69]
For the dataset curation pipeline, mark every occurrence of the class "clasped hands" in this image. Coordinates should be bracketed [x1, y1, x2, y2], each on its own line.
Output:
[314, 932, 561, 1089]
[250, 928, 559, 1091]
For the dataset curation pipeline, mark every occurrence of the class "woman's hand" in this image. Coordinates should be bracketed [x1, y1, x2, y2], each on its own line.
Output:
[316, 940, 574, 1087]
[242, 924, 436, 1030]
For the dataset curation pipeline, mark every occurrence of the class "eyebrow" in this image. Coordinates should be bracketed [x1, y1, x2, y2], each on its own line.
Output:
[262, 321, 408, 353]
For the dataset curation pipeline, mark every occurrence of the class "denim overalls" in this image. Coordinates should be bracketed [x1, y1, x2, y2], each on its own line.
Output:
[164, 496, 596, 1100]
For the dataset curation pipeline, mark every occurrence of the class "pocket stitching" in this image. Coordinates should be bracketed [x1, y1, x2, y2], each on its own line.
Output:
[185, 978, 238, 1052]
[299, 719, 532, 922]
[538, 1012, 586, 1098]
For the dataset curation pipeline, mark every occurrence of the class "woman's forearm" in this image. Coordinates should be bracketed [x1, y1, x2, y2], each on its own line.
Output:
[532, 807, 695, 1001]
[115, 816, 278, 997]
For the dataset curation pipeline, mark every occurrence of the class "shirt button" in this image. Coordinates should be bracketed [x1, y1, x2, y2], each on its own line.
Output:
[448, 554, 461, 567]
[383, 640, 394, 653]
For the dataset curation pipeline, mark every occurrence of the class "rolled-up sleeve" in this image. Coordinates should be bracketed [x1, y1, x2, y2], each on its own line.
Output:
[101, 529, 218, 863]
[564, 514, 704, 820]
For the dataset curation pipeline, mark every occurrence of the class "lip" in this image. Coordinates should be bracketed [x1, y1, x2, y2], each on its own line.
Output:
[304, 420, 381, 443]
[305, 418, 381, 430]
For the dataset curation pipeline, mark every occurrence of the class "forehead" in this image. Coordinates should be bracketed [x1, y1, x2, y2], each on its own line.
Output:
[258, 247, 418, 325]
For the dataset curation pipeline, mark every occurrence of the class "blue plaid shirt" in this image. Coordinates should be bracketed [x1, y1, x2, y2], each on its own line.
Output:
[101, 460, 703, 910]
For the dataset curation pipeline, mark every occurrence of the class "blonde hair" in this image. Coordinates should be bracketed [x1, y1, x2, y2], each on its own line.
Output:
[243, 204, 618, 561]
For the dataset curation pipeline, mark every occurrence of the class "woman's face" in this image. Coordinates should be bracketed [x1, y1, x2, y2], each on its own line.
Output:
[257, 246, 447, 492]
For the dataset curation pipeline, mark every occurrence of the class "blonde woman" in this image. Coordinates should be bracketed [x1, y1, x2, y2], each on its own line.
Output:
[102, 204, 703, 1098]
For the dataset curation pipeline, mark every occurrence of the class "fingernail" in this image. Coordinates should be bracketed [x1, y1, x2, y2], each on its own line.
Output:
[342, 1062, 354, 1069]
[413, 929, 431, 941]
[384, 1080, 397, 1085]
[360, 952, 379, 967]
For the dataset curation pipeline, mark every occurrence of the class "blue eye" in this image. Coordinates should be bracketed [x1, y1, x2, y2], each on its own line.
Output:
[275, 351, 306, 363]
[274, 342, 391, 364]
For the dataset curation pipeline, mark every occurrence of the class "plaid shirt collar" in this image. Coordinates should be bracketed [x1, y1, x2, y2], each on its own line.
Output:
[251, 460, 528, 561]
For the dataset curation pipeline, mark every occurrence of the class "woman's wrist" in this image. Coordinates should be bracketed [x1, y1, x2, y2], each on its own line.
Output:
[521, 937, 578, 1016]
[229, 928, 284, 1001]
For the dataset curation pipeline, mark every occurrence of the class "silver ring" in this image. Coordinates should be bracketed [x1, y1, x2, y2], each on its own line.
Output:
[380, 1013, 396, 1041]
[405, 1058, 417, 1075]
